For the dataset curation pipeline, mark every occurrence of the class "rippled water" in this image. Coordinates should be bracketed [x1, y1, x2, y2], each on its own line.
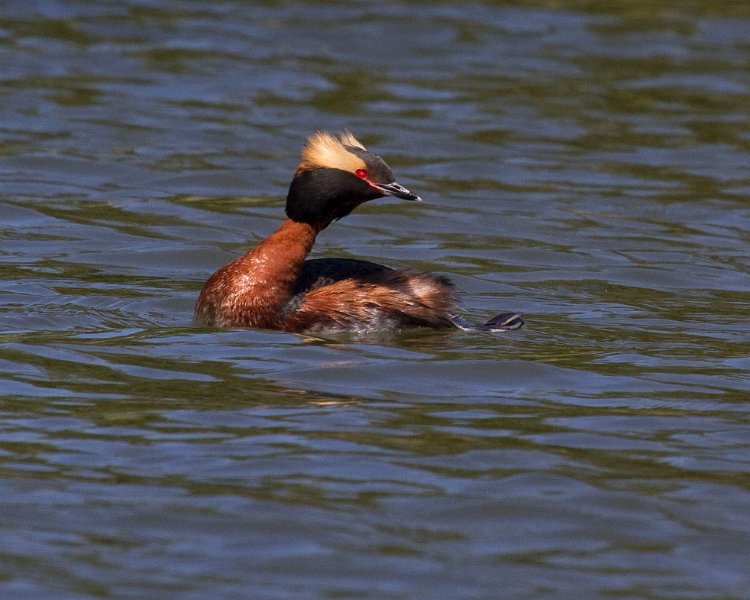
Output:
[2, 2, 749, 599]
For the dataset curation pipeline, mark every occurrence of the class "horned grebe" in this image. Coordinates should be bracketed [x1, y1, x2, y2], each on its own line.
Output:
[195, 131, 522, 334]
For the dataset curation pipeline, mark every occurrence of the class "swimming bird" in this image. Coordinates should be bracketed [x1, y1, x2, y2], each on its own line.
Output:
[195, 130, 522, 334]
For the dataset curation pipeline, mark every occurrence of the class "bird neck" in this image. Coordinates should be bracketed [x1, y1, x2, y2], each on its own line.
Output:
[246, 218, 320, 283]
[230, 218, 320, 327]
[195, 218, 323, 329]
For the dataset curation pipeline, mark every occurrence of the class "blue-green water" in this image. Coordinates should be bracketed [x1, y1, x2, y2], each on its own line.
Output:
[1, 2, 749, 598]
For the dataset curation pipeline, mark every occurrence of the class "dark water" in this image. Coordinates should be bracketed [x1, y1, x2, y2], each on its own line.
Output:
[2, 2, 749, 598]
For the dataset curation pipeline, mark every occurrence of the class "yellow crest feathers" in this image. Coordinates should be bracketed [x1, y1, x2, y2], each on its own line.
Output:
[298, 130, 367, 173]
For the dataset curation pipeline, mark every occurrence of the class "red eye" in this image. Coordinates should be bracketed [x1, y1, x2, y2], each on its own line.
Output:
[355, 168, 368, 179]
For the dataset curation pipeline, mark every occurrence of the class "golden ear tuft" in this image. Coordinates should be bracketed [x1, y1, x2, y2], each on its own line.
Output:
[336, 130, 366, 151]
[298, 130, 367, 173]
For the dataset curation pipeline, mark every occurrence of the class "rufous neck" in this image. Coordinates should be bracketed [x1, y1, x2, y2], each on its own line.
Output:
[241, 219, 319, 294]
[258, 218, 320, 259]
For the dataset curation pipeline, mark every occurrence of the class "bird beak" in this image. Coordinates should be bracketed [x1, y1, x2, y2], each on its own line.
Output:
[371, 181, 422, 202]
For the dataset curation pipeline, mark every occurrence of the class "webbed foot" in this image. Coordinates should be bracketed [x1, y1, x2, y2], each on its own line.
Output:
[450, 312, 524, 332]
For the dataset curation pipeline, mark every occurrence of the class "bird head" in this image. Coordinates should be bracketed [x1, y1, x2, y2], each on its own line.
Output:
[285, 130, 420, 226]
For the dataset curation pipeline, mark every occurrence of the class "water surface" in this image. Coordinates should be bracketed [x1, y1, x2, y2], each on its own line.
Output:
[1, 2, 749, 599]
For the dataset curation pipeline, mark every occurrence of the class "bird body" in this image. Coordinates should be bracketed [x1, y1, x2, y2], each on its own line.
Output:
[195, 131, 522, 334]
